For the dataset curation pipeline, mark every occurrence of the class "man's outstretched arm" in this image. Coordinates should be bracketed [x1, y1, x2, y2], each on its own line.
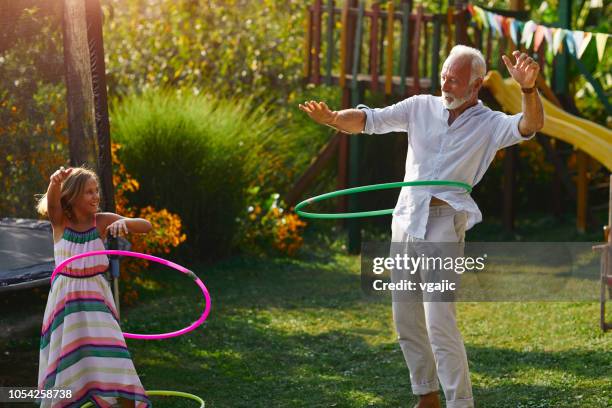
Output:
[298, 101, 365, 134]
[502, 51, 545, 136]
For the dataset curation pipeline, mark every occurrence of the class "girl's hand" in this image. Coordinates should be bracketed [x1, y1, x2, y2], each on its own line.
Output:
[50, 166, 72, 185]
[106, 219, 129, 238]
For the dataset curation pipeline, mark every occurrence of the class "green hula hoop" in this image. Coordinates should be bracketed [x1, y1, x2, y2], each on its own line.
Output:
[81, 390, 204, 408]
[295, 180, 472, 219]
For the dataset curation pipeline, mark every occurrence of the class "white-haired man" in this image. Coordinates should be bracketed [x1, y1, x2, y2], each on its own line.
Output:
[299, 46, 544, 408]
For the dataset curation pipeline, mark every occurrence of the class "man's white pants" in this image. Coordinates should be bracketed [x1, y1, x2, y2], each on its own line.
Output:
[391, 205, 474, 408]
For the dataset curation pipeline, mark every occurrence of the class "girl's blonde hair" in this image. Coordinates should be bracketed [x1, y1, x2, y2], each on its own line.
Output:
[36, 167, 100, 219]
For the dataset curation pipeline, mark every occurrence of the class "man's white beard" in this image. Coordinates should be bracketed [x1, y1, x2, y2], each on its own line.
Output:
[441, 90, 471, 109]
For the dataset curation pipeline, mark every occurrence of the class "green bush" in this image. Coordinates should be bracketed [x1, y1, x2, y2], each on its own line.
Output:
[112, 90, 267, 257]
[110, 87, 337, 258]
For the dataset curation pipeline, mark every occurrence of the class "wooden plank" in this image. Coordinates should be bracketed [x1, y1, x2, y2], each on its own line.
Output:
[63, 0, 98, 168]
[339, 0, 349, 88]
[85, 0, 115, 213]
[384, 1, 394, 95]
[454, 8, 468, 45]
[286, 133, 341, 206]
[485, 25, 493, 68]
[304, 8, 312, 79]
[337, 88, 351, 210]
[423, 20, 429, 80]
[351, 1, 364, 91]
[369, 2, 380, 92]
[313, 0, 323, 84]
[410, 6, 422, 95]
[577, 150, 588, 233]
[325, 0, 335, 85]
[431, 14, 441, 93]
[446, 6, 454, 56]
[502, 145, 517, 232]
[399, 1, 410, 95]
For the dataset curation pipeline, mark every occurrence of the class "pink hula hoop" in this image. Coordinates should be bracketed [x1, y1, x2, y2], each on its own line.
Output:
[51, 250, 211, 340]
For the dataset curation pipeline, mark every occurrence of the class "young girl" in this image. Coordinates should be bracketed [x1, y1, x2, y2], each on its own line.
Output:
[37, 166, 152, 408]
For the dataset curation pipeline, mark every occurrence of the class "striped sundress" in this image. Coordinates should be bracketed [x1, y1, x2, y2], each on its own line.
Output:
[38, 223, 151, 408]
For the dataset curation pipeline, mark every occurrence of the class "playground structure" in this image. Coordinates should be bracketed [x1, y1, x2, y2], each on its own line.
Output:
[291, 0, 611, 329]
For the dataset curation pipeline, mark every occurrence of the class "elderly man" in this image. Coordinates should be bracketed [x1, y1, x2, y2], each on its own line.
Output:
[299, 45, 544, 408]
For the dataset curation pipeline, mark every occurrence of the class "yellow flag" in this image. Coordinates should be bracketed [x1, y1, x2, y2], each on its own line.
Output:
[595, 33, 608, 61]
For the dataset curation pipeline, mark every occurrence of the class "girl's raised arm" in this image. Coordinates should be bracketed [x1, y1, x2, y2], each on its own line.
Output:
[46, 167, 72, 226]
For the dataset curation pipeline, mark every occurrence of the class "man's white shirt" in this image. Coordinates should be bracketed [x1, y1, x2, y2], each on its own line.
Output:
[360, 94, 535, 239]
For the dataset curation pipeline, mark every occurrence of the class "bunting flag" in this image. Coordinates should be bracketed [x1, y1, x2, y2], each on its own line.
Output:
[522, 20, 538, 49]
[543, 27, 553, 50]
[565, 30, 576, 55]
[466, 5, 610, 62]
[595, 33, 608, 61]
[572, 30, 585, 54]
[552, 27, 566, 55]
[577, 32, 592, 58]
[510, 19, 520, 45]
[533, 25, 546, 51]
[487, 12, 500, 36]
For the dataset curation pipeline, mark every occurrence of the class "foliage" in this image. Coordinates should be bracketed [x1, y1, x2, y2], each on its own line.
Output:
[102, 0, 307, 103]
[236, 187, 307, 257]
[0, 0, 67, 218]
[110, 88, 318, 258]
[111, 142, 187, 305]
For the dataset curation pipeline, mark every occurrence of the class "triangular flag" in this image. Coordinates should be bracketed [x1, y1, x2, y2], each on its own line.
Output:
[503, 17, 513, 39]
[510, 19, 519, 45]
[572, 30, 585, 54]
[488, 12, 500, 36]
[565, 31, 576, 56]
[477, 7, 489, 30]
[467, 4, 478, 27]
[543, 27, 553, 49]
[522, 20, 537, 49]
[533, 25, 546, 51]
[552, 28, 566, 55]
[577, 32, 592, 59]
[595, 33, 608, 61]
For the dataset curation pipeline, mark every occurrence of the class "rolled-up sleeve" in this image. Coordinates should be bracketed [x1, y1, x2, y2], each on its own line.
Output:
[493, 112, 536, 149]
[357, 97, 414, 135]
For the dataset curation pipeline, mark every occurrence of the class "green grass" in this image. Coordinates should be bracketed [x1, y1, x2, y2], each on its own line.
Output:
[1, 235, 610, 407]
[118, 242, 610, 407]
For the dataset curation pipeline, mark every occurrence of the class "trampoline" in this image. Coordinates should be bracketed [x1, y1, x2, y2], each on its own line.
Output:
[0, 218, 54, 292]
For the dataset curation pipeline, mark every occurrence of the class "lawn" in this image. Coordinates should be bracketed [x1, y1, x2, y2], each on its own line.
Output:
[1, 218, 610, 407]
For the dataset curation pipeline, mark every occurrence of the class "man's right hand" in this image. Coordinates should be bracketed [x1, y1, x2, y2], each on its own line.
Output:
[298, 100, 338, 127]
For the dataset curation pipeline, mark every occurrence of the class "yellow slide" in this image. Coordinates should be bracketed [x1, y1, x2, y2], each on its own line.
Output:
[483, 70, 612, 171]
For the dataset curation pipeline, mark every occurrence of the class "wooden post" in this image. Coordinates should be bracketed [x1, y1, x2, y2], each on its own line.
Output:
[312, 0, 323, 84]
[325, 0, 335, 85]
[453, 1, 468, 46]
[339, 0, 348, 88]
[502, 146, 517, 233]
[410, 6, 422, 95]
[369, 2, 380, 92]
[63, 0, 99, 168]
[399, 2, 410, 95]
[348, 1, 365, 254]
[577, 150, 588, 233]
[337, 0, 357, 211]
[384, 1, 394, 95]
[431, 14, 442, 93]
[554, 0, 571, 97]
[85, 0, 115, 214]
[304, 8, 312, 80]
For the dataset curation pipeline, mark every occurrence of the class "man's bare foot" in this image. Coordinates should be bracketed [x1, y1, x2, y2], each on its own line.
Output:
[414, 391, 441, 408]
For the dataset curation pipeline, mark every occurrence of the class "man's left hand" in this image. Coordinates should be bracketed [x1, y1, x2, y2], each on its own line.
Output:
[502, 51, 539, 89]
